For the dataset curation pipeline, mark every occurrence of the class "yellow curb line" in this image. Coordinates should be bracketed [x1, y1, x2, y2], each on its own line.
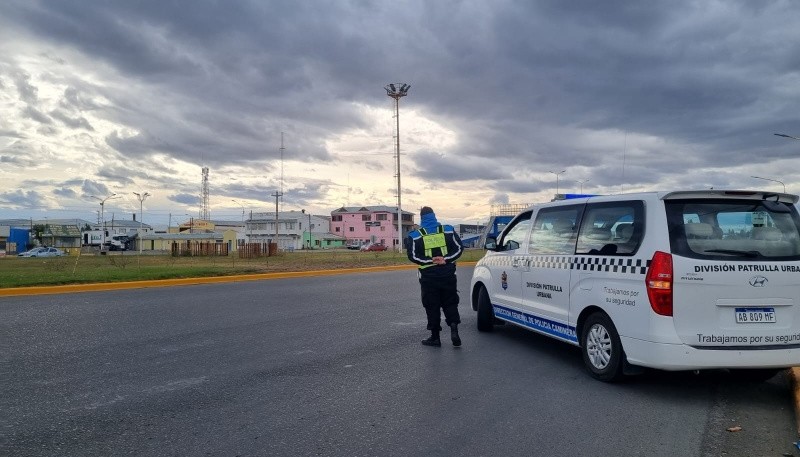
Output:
[791, 367, 800, 437]
[0, 262, 479, 297]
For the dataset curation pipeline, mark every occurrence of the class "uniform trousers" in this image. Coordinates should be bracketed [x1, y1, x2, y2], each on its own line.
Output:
[418, 272, 460, 332]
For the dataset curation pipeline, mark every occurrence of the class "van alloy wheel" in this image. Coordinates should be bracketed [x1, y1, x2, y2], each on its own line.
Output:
[586, 324, 612, 370]
[581, 312, 624, 382]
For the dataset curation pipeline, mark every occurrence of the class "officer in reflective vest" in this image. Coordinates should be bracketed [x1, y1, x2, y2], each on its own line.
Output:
[406, 206, 464, 347]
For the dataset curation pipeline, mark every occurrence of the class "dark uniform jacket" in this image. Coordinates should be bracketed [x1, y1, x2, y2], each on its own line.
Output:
[406, 222, 463, 278]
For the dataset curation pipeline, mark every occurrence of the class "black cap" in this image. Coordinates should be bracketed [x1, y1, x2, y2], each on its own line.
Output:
[420, 206, 434, 215]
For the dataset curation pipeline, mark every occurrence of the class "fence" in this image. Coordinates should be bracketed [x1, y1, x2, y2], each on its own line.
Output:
[171, 241, 229, 257]
[236, 242, 277, 258]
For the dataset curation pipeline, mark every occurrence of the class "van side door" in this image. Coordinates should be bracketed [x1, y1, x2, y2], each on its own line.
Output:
[521, 205, 582, 343]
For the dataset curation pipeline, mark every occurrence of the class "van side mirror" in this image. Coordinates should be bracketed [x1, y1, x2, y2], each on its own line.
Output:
[484, 236, 498, 250]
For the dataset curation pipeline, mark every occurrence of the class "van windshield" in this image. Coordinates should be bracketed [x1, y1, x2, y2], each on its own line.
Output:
[665, 199, 800, 260]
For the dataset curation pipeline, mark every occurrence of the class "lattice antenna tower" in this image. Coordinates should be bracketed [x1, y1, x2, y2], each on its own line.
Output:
[200, 166, 210, 220]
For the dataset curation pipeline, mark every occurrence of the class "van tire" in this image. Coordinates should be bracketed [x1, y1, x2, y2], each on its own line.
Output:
[581, 313, 624, 382]
[476, 286, 494, 332]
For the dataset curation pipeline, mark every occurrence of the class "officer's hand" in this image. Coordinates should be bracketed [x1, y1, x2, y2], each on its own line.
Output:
[432, 256, 445, 265]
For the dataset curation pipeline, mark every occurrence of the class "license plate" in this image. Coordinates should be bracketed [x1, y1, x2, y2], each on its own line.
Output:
[735, 307, 776, 324]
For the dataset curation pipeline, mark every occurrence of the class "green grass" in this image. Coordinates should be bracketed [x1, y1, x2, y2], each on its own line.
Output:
[0, 249, 486, 288]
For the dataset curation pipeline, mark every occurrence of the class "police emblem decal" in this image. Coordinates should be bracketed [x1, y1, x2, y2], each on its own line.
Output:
[501, 271, 508, 290]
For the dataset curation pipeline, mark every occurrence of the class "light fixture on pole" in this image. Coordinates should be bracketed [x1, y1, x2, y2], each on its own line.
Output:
[132, 192, 151, 256]
[774, 133, 800, 140]
[549, 170, 566, 196]
[751, 175, 786, 193]
[90, 193, 119, 250]
[385, 82, 411, 253]
[576, 178, 590, 194]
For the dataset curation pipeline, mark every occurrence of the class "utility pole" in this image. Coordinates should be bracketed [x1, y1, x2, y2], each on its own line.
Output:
[272, 191, 283, 248]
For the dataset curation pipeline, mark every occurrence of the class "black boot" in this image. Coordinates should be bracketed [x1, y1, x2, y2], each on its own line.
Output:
[450, 323, 461, 347]
[421, 331, 441, 347]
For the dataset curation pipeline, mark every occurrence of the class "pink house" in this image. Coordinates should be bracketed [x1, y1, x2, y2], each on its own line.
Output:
[330, 206, 415, 248]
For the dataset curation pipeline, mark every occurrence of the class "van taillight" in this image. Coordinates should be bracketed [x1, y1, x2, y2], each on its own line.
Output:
[646, 251, 673, 316]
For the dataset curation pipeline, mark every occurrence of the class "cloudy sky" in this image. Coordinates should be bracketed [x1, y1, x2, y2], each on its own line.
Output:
[1, 0, 799, 228]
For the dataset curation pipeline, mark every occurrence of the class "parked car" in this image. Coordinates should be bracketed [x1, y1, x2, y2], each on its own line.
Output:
[18, 247, 65, 257]
[105, 235, 130, 251]
[362, 243, 388, 252]
[346, 241, 363, 250]
[18, 247, 46, 257]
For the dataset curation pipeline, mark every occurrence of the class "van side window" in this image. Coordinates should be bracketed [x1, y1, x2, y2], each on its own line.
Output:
[576, 201, 644, 256]
[529, 206, 581, 255]
[498, 211, 532, 252]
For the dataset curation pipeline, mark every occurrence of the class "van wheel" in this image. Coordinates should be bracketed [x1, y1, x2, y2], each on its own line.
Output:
[728, 368, 782, 383]
[581, 313, 624, 382]
[476, 286, 494, 332]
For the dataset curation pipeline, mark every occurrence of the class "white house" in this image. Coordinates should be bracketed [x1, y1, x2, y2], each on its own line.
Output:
[247, 210, 333, 250]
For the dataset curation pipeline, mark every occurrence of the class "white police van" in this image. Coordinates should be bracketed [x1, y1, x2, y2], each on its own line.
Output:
[470, 190, 800, 381]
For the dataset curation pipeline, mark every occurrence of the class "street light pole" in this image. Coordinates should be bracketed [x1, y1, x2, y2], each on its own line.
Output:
[774, 133, 800, 140]
[751, 175, 786, 193]
[90, 193, 119, 250]
[132, 192, 151, 256]
[549, 170, 566, 196]
[577, 178, 590, 194]
[385, 83, 410, 253]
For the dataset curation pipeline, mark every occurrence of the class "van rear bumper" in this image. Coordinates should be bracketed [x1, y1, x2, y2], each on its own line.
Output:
[622, 336, 800, 370]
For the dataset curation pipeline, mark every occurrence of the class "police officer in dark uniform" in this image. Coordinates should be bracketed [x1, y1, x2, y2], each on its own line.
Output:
[406, 206, 464, 347]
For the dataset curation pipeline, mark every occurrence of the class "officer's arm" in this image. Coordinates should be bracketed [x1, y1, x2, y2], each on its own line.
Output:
[443, 230, 463, 263]
[406, 235, 431, 266]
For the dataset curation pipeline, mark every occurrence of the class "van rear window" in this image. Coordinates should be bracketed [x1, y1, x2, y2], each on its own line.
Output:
[665, 199, 800, 260]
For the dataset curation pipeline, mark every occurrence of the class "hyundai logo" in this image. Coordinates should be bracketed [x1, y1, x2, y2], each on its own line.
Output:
[749, 276, 768, 287]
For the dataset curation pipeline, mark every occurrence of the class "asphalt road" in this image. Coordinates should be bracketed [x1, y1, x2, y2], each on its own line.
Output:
[1, 267, 797, 456]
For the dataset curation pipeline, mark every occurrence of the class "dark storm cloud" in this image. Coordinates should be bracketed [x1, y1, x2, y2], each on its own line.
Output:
[1, 0, 800, 209]
[61, 87, 101, 111]
[411, 152, 509, 182]
[22, 106, 52, 125]
[80, 180, 110, 197]
[0, 155, 34, 166]
[12, 71, 38, 103]
[95, 166, 136, 185]
[0, 189, 45, 207]
[52, 187, 78, 198]
[169, 193, 201, 205]
[50, 109, 93, 130]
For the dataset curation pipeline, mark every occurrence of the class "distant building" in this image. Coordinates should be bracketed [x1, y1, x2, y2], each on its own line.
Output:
[246, 210, 343, 250]
[92, 217, 153, 237]
[0, 218, 89, 254]
[454, 224, 486, 248]
[329, 206, 414, 249]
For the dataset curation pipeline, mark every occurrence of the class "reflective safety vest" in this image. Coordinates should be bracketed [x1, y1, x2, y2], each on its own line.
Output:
[418, 225, 448, 269]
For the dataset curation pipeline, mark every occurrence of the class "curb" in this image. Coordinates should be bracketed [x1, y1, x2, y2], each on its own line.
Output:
[0, 264, 417, 297]
[0, 261, 479, 297]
